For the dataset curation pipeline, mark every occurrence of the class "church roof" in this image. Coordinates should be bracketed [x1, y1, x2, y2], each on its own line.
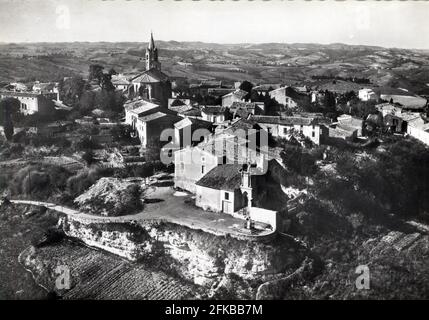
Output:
[131, 68, 169, 83]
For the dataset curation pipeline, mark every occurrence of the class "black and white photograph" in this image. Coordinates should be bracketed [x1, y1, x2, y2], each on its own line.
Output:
[0, 0, 429, 306]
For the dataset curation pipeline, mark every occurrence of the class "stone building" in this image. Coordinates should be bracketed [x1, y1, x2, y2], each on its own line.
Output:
[221, 89, 248, 108]
[129, 33, 172, 107]
[0, 91, 56, 115]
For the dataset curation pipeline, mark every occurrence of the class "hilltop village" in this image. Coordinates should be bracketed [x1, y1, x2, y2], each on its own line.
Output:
[1, 34, 429, 299]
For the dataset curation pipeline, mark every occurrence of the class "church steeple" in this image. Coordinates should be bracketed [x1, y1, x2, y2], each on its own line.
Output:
[145, 32, 161, 71]
[148, 31, 155, 50]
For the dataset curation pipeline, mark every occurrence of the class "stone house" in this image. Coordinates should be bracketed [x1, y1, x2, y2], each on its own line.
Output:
[221, 89, 248, 108]
[201, 105, 229, 123]
[230, 101, 265, 120]
[195, 160, 285, 230]
[134, 111, 181, 149]
[251, 115, 323, 145]
[124, 98, 162, 130]
[0, 91, 56, 115]
[195, 164, 248, 214]
[269, 86, 310, 109]
[173, 117, 213, 149]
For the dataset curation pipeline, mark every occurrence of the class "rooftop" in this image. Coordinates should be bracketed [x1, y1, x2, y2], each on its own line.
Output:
[201, 105, 227, 114]
[0, 90, 42, 98]
[138, 111, 169, 122]
[131, 68, 169, 83]
[125, 98, 160, 115]
[174, 117, 212, 130]
[222, 89, 248, 100]
[251, 115, 317, 126]
[252, 84, 282, 92]
[196, 164, 243, 191]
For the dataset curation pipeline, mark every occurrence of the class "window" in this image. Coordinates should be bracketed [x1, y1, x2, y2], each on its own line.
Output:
[225, 192, 229, 200]
[283, 127, 287, 135]
[312, 131, 315, 137]
[201, 165, 205, 174]
[300, 125, 303, 132]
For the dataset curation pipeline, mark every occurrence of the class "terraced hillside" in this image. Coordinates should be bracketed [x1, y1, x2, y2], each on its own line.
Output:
[21, 240, 200, 300]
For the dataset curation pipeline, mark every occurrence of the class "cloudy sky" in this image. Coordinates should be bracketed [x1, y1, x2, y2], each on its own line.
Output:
[1, 0, 428, 49]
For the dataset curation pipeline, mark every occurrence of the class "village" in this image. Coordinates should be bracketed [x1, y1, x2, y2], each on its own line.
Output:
[1, 32, 429, 300]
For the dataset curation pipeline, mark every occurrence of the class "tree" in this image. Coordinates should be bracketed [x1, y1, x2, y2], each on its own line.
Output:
[108, 68, 118, 76]
[89, 64, 105, 83]
[239, 81, 253, 100]
[82, 150, 95, 165]
[0, 98, 20, 141]
[59, 77, 85, 107]
[100, 73, 115, 92]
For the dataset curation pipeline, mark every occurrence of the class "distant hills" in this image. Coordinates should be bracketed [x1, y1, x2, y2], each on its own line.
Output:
[1, 41, 429, 95]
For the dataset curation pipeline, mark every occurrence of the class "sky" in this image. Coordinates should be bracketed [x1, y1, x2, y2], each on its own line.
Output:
[0, 0, 429, 49]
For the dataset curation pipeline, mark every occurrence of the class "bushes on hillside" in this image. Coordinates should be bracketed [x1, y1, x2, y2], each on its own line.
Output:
[66, 166, 110, 198]
[10, 164, 72, 200]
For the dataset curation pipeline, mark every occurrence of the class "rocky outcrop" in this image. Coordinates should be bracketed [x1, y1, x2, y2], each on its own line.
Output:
[60, 216, 305, 298]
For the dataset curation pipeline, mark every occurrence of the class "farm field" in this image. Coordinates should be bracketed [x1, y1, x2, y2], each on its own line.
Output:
[23, 240, 201, 300]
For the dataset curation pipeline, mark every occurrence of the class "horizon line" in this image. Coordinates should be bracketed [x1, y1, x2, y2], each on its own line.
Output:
[0, 40, 427, 51]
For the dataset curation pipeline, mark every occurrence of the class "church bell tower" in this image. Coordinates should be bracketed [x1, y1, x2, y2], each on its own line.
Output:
[145, 32, 161, 71]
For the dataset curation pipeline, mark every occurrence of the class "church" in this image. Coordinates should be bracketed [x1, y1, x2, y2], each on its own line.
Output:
[129, 32, 172, 107]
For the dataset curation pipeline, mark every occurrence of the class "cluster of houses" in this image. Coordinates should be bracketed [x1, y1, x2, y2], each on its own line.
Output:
[2, 32, 429, 233]
[0, 81, 62, 115]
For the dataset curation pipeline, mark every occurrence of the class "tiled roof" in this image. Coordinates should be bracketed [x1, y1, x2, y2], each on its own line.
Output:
[0, 90, 41, 98]
[208, 88, 236, 96]
[33, 82, 56, 91]
[201, 105, 227, 114]
[131, 68, 169, 83]
[196, 164, 243, 191]
[138, 111, 169, 122]
[180, 108, 201, 117]
[225, 118, 258, 132]
[252, 84, 281, 92]
[251, 115, 317, 126]
[111, 74, 130, 85]
[169, 104, 193, 113]
[125, 98, 160, 114]
[222, 89, 248, 100]
[174, 117, 212, 130]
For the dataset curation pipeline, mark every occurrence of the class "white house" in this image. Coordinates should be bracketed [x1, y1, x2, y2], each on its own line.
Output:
[201, 105, 228, 123]
[358, 88, 378, 101]
[251, 115, 323, 145]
